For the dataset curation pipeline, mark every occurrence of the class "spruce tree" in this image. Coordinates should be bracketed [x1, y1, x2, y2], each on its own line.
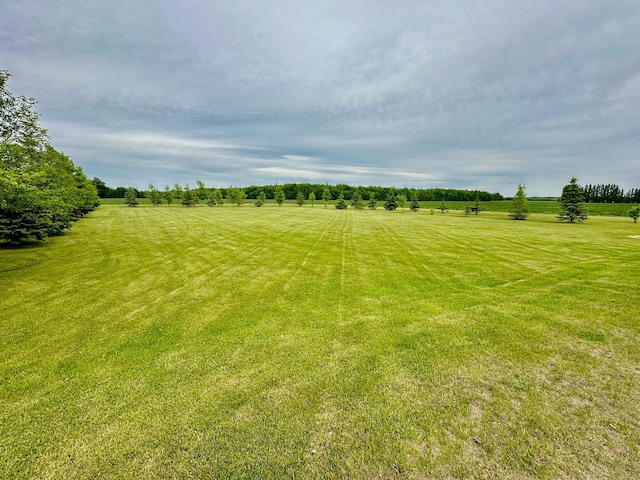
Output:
[296, 191, 305, 206]
[125, 187, 138, 207]
[410, 194, 420, 211]
[367, 192, 377, 210]
[182, 186, 197, 207]
[384, 195, 398, 211]
[335, 193, 347, 209]
[275, 187, 285, 206]
[557, 177, 587, 223]
[509, 184, 529, 220]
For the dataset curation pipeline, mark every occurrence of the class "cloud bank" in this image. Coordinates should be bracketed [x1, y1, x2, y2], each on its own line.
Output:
[2, 0, 639, 195]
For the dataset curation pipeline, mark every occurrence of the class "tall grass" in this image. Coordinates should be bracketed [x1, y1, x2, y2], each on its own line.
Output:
[1, 205, 639, 478]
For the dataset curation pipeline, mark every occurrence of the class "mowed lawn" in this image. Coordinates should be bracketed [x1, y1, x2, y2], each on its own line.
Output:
[1, 205, 639, 479]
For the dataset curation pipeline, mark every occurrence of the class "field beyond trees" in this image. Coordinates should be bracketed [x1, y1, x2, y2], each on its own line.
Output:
[1, 205, 639, 478]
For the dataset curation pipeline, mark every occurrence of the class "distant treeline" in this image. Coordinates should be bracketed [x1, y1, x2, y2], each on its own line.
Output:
[583, 184, 640, 203]
[92, 179, 503, 202]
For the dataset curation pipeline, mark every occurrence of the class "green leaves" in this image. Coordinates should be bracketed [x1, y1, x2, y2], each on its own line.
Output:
[0, 145, 98, 242]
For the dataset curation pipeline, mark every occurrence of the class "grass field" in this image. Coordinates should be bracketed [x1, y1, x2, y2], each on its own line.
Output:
[1, 205, 639, 478]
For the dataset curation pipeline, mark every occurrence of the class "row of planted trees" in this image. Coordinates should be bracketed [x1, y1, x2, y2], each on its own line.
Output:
[1, 71, 99, 243]
[108, 179, 504, 205]
[126, 178, 640, 223]
[121, 181, 501, 209]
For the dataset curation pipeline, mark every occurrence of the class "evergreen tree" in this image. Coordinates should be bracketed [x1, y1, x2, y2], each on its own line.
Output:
[410, 194, 420, 211]
[438, 201, 448, 213]
[384, 194, 398, 211]
[509, 184, 529, 220]
[296, 191, 305, 206]
[182, 186, 197, 207]
[125, 187, 139, 207]
[557, 177, 587, 223]
[367, 192, 377, 210]
[275, 187, 285, 206]
[335, 193, 347, 209]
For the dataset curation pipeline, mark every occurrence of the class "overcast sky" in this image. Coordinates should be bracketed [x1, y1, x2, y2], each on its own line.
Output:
[2, 0, 639, 196]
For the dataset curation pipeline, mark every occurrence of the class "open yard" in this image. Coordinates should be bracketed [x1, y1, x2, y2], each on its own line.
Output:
[1, 205, 639, 478]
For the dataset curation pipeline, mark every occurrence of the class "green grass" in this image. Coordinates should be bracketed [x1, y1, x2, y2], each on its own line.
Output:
[1, 205, 639, 478]
[421, 200, 636, 216]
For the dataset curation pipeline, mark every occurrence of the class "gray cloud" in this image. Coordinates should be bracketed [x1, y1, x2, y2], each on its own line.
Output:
[2, 0, 639, 196]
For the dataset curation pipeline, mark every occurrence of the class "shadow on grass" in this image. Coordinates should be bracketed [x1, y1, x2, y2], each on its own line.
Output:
[0, 240, 49, 272]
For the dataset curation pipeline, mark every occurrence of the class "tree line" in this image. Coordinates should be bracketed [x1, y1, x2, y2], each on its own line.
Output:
[93, 179, 504, 203]
[583, 184, 640, 203]
[1, 70, 99, 243]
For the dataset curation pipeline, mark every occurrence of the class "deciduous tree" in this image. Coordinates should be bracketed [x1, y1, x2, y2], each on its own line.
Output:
[255, 191, 266, 207]
[351, 193, 364, 209]
[322, 188, 331, 208]
[1, 72, 98, 242]
[309, 191, 316, 207]
[208, 188, 223, 206]
[1, 70, 49, 148]
[173, 184, 184, 203]
[196, 180, 207, 204]
[163, 186, 174, 205]
[148, 184, 162, 207]
[628, 205, 640, 223]
[275, 187, 285, 207]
